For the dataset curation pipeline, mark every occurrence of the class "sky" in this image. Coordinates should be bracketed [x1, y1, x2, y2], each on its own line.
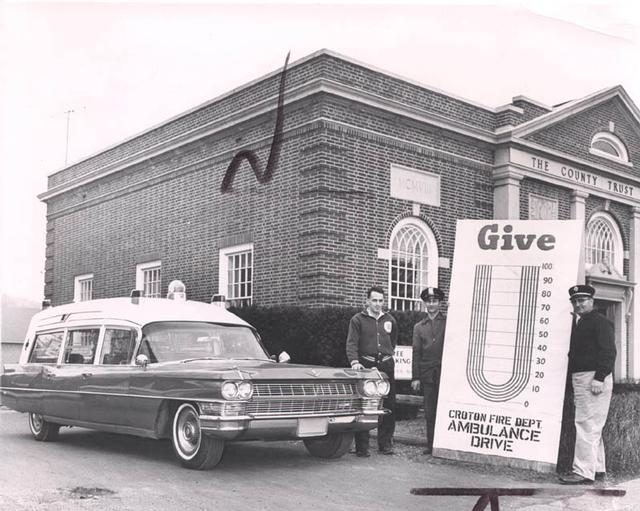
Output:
[1, 0, 639, 303]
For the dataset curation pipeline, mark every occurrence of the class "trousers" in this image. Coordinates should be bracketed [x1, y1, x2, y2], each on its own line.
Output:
[571, 371, 613, 480]
[355, 357, 396, 452]
[422, 381, 439, 449]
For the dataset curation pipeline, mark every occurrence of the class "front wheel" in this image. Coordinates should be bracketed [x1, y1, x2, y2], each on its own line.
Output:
[171, 403, 225, 470]
[28, 412, 60, 441]
[303, 431, 354, 459]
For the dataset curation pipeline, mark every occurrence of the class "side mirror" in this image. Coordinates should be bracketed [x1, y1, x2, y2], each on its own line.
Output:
[278, 351, 291, 363]
[135, 354, 149, 368]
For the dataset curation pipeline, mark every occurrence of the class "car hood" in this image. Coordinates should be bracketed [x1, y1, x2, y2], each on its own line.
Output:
[146, 359, 387, 381]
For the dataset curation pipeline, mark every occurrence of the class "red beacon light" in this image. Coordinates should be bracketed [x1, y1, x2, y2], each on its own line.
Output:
[167, 280, 187, 301]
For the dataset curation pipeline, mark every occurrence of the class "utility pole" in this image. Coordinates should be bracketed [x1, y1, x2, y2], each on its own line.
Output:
[64, 109, 74, 165]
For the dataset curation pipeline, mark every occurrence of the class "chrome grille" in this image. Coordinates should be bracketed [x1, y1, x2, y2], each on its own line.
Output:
[246, 397, 360, 417]
[252, 382, 356, 398]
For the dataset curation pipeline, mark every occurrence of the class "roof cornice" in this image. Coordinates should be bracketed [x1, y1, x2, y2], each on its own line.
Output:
[509, 85, 640, 138]
[39, 78, 499, 201]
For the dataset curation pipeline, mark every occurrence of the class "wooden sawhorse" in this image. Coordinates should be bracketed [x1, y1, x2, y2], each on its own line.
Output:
[410, 487, 626, 510]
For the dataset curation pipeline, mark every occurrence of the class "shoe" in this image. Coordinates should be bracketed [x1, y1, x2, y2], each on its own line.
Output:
[355, 450, 370, 458]
[595, 472, 606, 481]
[378, 447, 395, 455]
[422, 447, 433, 455]
[559, 473, 594, 485]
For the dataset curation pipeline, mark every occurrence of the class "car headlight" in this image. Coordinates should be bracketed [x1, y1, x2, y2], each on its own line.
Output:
[363, 380, 378, 397]
[376, 380, 390, 396]
[237, 381, 253, 399]
[221, 381, 238, 399]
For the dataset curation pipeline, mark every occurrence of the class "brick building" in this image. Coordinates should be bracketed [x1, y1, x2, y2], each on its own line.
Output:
[39, 49, 640, 379]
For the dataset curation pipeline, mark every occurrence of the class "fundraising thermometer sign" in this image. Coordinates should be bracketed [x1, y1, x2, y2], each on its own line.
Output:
[434, 220, 583, 470]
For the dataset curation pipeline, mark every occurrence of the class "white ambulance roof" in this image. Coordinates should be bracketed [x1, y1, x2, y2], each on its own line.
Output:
[29, 298, 251, 330]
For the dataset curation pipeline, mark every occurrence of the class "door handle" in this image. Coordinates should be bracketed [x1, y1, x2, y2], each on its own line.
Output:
[43, 371, 56, 379]
[81, 373, 93, 379]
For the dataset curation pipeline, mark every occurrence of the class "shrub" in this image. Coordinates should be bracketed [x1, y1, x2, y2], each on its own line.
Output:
[229, 305, 427, 366]
[557, 382, 640, 476]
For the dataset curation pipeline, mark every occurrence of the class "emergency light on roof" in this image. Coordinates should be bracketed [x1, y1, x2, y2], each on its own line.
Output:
[130, 289, 142, 305]
[167, 280, 187, 301]
[211, 294, 227, 308]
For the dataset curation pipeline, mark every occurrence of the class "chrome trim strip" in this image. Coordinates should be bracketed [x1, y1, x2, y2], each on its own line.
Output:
[0, 386, 225, 402]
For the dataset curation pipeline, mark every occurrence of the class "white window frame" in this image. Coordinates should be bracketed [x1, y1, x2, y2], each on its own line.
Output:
[589, 132, 631, 166]
[585, 212, 624, 275]
[73, 273, 94, 302]
[218, 243, 253, 307]
[388, 217, 439, 311]
[136, 260, 162, 298]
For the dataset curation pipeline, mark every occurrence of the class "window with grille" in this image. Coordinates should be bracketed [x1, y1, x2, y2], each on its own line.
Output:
[389, 219, 438, 311]
[73, 274, 93, 302]
[585, 213, 623, 274]
[219, 244, 253, 307]
[589, 132, 630, 164]
[136, 261, 162, 298]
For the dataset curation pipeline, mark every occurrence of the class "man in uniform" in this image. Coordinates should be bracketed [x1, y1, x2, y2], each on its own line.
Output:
[346, 286, 398, 457]
[559, 284, 616, 484]
[411, 287, 447, 455]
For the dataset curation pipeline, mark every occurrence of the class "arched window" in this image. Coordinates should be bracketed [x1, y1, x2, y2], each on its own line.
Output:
[590, 132, 629, 164]
[585, 212, 624, 275]
[389, 218, 438, 311]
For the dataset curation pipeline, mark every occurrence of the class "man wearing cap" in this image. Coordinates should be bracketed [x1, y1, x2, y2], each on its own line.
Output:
[346, 286, 398, 457]
[411, 287, 447, 455]
[559, 284, 616, 485]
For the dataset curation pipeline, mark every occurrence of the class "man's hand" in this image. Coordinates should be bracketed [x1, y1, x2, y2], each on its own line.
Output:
[411, 379, 421, 391]
[591, 379, 604, 395]
[351, 362, 365, 371]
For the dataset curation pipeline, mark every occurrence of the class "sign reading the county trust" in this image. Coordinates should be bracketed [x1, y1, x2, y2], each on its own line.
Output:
[390, 164, 440, 206]
[433, 220, 583, 471]
[394, 345, 413, 381]
[511, 148, 636, 199]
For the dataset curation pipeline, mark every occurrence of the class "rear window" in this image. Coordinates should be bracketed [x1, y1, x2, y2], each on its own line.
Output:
[28, 332, 64, 364]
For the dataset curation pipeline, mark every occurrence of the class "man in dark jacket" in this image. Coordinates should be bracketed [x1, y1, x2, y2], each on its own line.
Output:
[346, 286, 398, 456]
[559, 284, 616, 485]
[411, 287, 447, 455]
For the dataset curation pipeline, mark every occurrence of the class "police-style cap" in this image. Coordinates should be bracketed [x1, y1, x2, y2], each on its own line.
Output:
[568, 284, 595, 300]
[420, 287, 444, 301]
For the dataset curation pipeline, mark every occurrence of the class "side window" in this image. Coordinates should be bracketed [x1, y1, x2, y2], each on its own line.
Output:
[100, 329, 137, 365]
[28, 332, 64, 363]
[64, 329, 100, 365]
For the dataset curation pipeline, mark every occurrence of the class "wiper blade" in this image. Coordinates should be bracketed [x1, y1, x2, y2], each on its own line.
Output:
[180, 357, 224, 363]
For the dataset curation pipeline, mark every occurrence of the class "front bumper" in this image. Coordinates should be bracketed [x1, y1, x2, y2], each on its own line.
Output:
[199, 410, 386, 440]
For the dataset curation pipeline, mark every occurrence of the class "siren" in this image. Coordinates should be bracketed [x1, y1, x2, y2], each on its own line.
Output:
[167, 280, 187, 301]
[130, 289, 142, 305]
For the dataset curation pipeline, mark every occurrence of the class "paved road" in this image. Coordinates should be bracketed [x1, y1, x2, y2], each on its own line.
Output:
[0, 409, 635, 511]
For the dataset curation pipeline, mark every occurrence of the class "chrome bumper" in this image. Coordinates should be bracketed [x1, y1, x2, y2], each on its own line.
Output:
[199, 411, 386, 439]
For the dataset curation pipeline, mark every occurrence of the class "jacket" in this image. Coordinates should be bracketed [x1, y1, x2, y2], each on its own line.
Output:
[345, 311, 398, 365]
[412, 311, 446, 382]
[568, 309, 616, 381]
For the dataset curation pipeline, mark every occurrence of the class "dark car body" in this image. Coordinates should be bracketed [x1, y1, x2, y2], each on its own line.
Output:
[1, 297, 389, 469]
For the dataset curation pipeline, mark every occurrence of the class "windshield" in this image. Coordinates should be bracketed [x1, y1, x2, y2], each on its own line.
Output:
[139, 322, 269, 363]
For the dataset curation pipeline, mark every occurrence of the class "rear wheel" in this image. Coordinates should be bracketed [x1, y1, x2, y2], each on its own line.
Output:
[28, 412, 60, 441]
[171, 403, 225, 470]
[303, 431, 354, 459]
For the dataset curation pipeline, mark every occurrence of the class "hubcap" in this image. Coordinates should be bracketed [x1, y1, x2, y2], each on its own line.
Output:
[176, 408, 200, 457]
[30, 413, 44, 433]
